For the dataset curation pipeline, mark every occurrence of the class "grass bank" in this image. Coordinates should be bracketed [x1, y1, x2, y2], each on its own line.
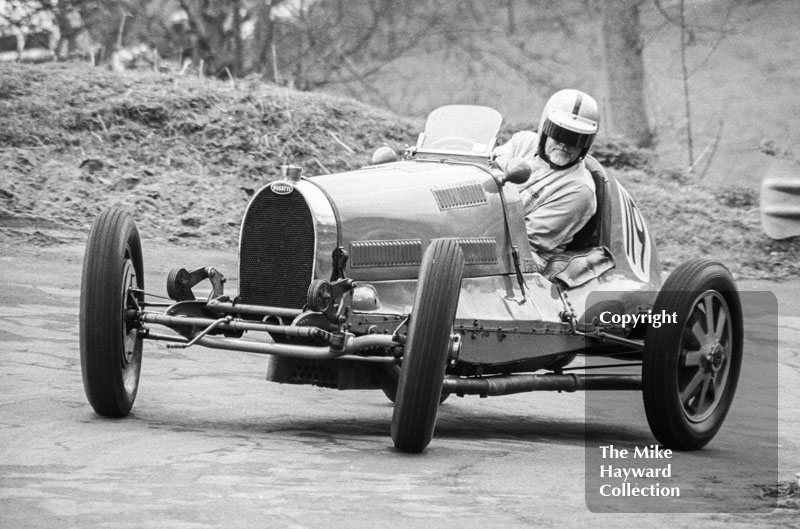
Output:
[1, 62, 797, 280]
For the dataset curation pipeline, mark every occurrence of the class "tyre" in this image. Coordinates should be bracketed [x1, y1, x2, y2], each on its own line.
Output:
[380, 364, 449, 405]
[391, 239, 464, 453]
[80, 208, 145, 417]
[642, 259, 743, 450]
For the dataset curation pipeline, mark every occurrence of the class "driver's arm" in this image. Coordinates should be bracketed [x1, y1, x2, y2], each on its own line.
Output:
[494, 131, 538, 172]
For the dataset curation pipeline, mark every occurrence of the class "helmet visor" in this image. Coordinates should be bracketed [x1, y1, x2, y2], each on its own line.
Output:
[541, 110, 597, 149]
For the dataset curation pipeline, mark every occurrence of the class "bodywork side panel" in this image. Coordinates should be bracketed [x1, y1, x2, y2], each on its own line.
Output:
[308, 160, 521, 281]
[245, 159, 662, 371]
[567, 176, 662, 325]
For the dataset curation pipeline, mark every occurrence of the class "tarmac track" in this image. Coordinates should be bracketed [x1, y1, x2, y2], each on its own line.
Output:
[0, 243, 797, 528]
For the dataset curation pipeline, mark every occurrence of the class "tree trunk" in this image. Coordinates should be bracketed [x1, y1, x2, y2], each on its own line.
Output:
[602, 0, 653, 148]
[506, 0, 516, 35]
[252, 2, 275, 81]
[232, 0, 243, 77]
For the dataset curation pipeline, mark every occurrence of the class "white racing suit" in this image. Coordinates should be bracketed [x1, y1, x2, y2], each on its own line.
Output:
[494, 131, 597, 269]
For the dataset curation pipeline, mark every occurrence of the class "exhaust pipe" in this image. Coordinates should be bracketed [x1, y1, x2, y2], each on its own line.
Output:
[442, 373, 641, 396]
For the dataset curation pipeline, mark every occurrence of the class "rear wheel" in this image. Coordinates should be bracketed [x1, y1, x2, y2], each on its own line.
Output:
[80, 208, 145, 417]
[642, 259, 743, 450]
[391, 239, 464, 453]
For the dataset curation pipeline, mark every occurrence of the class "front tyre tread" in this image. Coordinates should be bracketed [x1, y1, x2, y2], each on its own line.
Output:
[391, 239, 464, 453]
[79, 208, 145, 417]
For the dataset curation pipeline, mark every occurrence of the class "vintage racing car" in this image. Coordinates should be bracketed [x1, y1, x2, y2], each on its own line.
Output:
[79, 105, 743, 453]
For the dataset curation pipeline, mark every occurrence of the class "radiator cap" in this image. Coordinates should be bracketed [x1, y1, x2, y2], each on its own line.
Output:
[281, 165, 303, 181]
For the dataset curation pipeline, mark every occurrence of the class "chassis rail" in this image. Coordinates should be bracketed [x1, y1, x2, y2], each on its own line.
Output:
[139, 312, 336, 342]
[134, 298, 646, 396]
[138, 311, 401, 361]
[142, 331, 399, 363]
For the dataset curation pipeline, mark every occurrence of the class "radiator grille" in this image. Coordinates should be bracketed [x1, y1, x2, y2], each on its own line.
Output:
[239, 187, 315, 309]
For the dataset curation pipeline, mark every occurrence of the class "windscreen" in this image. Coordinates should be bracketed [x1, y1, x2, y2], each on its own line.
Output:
[418, 105, 503, 155]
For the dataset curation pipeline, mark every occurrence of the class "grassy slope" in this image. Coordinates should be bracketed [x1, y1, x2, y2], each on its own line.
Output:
[0, 62, 797, 280]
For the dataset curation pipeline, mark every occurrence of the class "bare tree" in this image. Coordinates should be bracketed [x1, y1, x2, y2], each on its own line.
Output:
[175, 0, 232, 76]
[601, 0, 653, 147]
[250, 1, 279, 82]
[25, 0, 641, 125]
[251, 0, 444, 90]
[653, 0, 738, 174]
[678, 0, 694, 165]
[0, 0, 60, 61]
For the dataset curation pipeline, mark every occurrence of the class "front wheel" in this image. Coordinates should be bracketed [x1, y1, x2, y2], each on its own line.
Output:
[391, 239, 464, 453]
[80, 208, 145, 417]
[642, 259, 743, 450]
[380, 364, 449, 405]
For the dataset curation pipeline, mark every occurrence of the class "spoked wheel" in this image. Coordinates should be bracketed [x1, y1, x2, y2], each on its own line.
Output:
[642, 259, 743, 450]
[391, 239, 464, 453]
[80, 208, 145, 417]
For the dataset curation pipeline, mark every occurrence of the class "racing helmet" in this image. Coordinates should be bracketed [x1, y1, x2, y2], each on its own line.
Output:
[537, 89, 600, 169]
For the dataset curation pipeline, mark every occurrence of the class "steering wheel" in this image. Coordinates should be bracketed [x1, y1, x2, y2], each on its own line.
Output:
[425, 137, 476, 151]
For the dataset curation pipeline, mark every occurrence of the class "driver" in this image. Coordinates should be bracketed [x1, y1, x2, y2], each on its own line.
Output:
[494, 89, 600, 267]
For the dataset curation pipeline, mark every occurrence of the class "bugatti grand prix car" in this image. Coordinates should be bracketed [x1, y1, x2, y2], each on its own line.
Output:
[79, 105, 743, 453]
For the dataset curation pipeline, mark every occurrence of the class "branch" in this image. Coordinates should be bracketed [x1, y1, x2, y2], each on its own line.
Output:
[290, 3, 442, 90]
[116, 10, 133, 50]
[653, 0, 680, 25]
[439, 30, 554, 90]
[177, 0, 208, 41]
[654, 0, 739, 34]
[693, 118, 725, 179]
[335, 0, 384, 60]
[318, 34, 428, 87]
[686, 1, 738, 76]
[330, 56, 393, 109]
[0, 0, 55, 28]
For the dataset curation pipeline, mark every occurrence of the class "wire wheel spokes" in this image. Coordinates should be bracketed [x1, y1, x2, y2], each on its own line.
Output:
[679, 290, 732, 423]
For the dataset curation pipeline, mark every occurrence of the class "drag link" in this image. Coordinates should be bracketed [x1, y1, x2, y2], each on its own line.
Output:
[167, 316, 233, 349]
